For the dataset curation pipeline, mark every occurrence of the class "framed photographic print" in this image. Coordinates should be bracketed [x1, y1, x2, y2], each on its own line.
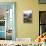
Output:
[39, 0, 46, 4]
[0, 2, 16, 40]
[23, 10, 32, 23]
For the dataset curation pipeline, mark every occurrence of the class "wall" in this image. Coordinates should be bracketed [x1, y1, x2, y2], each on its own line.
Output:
[0, 0, 46, 40]
[16, 0, 39, 40]
[16, 0, 34, 39]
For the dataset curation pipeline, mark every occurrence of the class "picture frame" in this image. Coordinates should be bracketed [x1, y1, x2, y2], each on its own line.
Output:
[23, 10, 32, 23]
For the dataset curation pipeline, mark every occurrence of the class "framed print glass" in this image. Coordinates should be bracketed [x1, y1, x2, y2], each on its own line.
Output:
[0, 2, 16, 40]
[23, 10, 32, 23]
[39, 0, 46, 4]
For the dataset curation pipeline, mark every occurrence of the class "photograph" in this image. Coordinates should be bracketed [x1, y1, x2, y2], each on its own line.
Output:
[23, 10, 32, 23]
